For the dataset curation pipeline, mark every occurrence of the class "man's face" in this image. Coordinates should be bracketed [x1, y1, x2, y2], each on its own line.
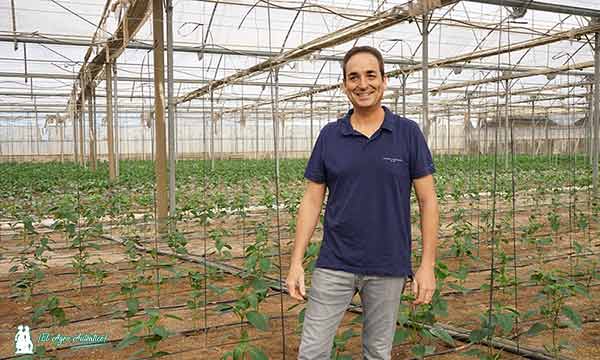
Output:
[343, 52, 387, 111]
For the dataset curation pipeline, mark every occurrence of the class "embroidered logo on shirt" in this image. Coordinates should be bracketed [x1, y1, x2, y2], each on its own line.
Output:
[382, 157, 405, 164]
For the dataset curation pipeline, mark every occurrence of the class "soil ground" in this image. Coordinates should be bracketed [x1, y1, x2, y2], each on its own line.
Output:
[1, 190, 599, 359]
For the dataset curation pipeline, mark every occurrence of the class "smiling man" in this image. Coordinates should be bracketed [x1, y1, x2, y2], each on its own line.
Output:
[286, 46, 439, 359]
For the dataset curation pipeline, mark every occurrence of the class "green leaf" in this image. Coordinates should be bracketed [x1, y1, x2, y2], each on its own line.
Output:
[216, 304, 233, 313]
[393, 328, 409, 344]
[116, 334, 139, 349]
[145, 308, 160, 318]
[340, 329, 354, 342]
[247, 347, 268, 360]
[525, 322, 548, 337]
[164, 313, 183, 321]
[233, 345, 244, 360]
[247, 293, 258, 310]
[469, 329, 487, 344]
[126, 298, 139, 316]
[429, 327, 455, 346]
[561, 305, 582, 329]
[495, 313, 515, 334]
[259, 258, 271, 272]
[298, 308, 306, 324]
[153, 325, 170, 339]
[251, 278, 268, 292]
[411, 344, 435, 358]
[130, 321, 145, 334]
[246, 310, 270, 331]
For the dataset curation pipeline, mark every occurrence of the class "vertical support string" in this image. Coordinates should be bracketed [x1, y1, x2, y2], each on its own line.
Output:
[266, 2, 286, 356]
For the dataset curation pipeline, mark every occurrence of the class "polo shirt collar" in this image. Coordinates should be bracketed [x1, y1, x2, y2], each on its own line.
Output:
[340, 106, 394, 136]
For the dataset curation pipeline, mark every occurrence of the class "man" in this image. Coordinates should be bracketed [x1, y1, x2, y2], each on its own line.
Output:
[286, 46, 439, 360]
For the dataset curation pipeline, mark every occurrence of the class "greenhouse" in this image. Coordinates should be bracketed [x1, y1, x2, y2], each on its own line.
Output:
[1, 0, 599, 359]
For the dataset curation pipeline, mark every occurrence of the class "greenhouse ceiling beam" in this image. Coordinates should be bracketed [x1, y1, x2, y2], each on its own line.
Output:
[455, 80, 593, 102]
[176, 0, 457, 104]
[292, 23, 600, 98]
[465, 0, 600, 18]
[408, 60, 594, 96]
[387, 22, 600, 77]
[1, 35, 593, 77]
[0, 71, 376, 88]
[75, 0, 151, 105]
[2, 99, 584, 113]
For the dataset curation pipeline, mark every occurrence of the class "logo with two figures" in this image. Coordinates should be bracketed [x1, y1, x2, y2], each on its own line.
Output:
[15, 324, 34, 355]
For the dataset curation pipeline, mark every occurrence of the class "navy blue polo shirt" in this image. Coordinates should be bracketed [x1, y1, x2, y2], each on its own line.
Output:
[304, 106, 435, 277]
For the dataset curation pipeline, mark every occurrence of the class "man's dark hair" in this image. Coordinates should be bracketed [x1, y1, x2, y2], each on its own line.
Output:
[342, 46, 385, 80]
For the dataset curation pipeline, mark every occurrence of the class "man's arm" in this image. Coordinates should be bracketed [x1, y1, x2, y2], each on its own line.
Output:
[412, 174, 439, 305]
[286, 180, 326, 301]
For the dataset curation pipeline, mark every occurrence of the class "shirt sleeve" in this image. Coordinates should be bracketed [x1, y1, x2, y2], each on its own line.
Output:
[409, 122, 436, 179]
[304, 126, 327, 183]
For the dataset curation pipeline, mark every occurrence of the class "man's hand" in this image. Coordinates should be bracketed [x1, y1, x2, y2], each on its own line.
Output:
[286, 263, 306, 301]
[412, 265, 436, 305]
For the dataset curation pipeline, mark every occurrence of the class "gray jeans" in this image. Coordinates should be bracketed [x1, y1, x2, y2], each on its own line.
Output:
[298, 267, 406, 360]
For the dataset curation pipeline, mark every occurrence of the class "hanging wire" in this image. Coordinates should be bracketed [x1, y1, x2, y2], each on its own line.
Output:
[202, 36, 209, 348]
[486, 5, 502, 354]
[149, 50, 161, 310]
[476, 96, 483, 259]
[567, 65, 575, 280]
[506, 18, 520, 353]
[241, 85, 247, 258]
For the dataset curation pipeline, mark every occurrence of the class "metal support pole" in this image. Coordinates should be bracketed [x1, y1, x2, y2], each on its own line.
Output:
[447, 107, 450, 155]
[531, 101, 535, 156]
[105, 62, 116, 180]
[34, 96, 40, 158]
[167, 0, 176, 227]
[93, 87, 98, 165]
[422, 13, 430, 140]
[113, 63, 120, 176]
[484, 117, 488, 155]
[310, 94, 314, 147]
[60, 120, 64, 162]
[88, 87, 96, 170]
[587, 85, 593, 162]
[72, 105, 78, 162]
[255, 107, 259, 159]
[505, 79, 510, 166]
[593, 31, 600, 196]
[10, 0, 17, 51]
[142, 121, 145, 160]
[545, 113, 550, 158]
[402, 74, 407, 117]
[220, 108, 223, 156]
[79, 82, 85, 166]
[465, 98, 471, 154]
[153, 0, 169, 233]
[210, 89, 215, 170]
[28, 108, 33, 159]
